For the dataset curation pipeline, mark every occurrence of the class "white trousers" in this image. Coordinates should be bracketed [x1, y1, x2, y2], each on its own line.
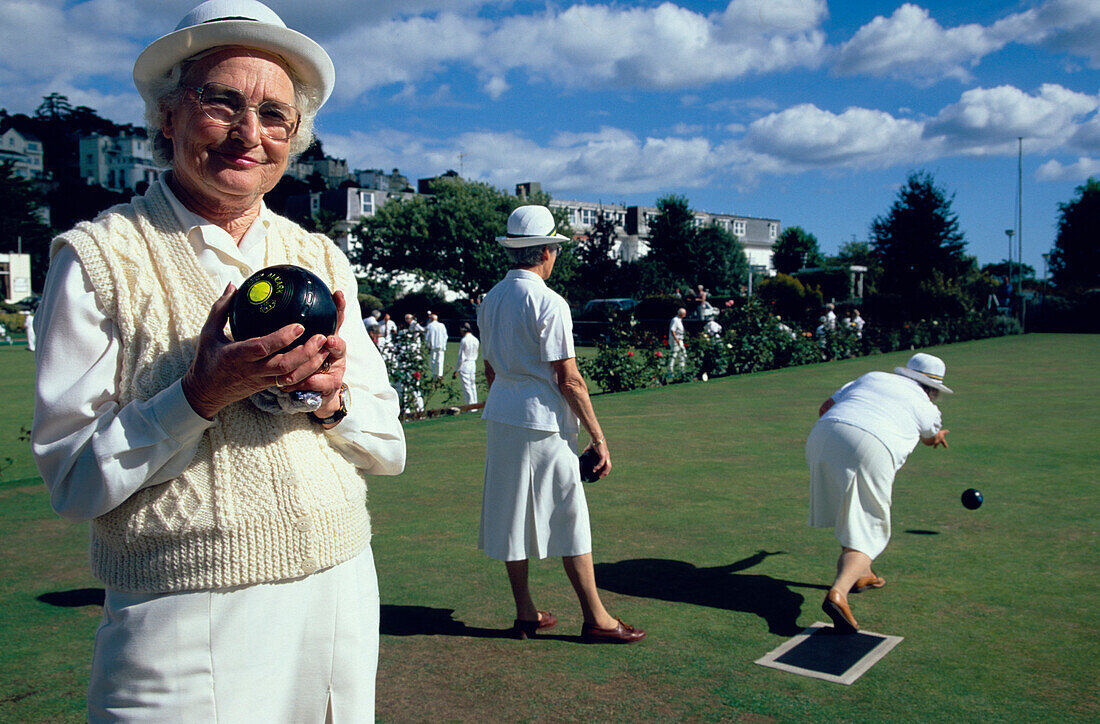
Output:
[458, 365, 477, 405]
[668, 343, 686, 372]
[806, 421, 896, 559]
[88, 545, 379, 723]
[429, 348, 445, 377]
[480, 421, 592, 561]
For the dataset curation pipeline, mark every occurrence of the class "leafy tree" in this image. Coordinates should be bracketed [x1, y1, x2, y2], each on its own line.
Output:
[870, 171, 969, 300]
[34, 93, 73, 121]
[0, 162, 54, 289]
[981, 260, 1035, 280]
[572, 211, 622, 301]
[644, 194, 697, 289]
[1049, 177, 1100, 292]
[689, 223, 749, 295]
[772, 226, 823, 274]
[354, 176, 522, 300]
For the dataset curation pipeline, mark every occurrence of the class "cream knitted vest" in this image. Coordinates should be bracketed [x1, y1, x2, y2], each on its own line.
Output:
[55, 184, 370, 593]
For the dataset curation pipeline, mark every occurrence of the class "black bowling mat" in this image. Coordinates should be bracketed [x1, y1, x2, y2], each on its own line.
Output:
[754, 622, 903, 684]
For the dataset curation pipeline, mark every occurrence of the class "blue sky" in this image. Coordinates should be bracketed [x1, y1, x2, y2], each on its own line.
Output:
[2, 0, 1098, 273]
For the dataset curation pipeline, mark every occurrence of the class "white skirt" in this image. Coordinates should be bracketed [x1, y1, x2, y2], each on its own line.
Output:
[806, 420, 896, 559]
[479, 421, 592, 561]
[88, 545, 379, 723]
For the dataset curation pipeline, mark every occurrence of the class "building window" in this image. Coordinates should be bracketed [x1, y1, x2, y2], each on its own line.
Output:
[733, 220, 746, 236]
[580, 208, 596, 226]
[360, 193, 374, 217]
[769, 223, 778, 239]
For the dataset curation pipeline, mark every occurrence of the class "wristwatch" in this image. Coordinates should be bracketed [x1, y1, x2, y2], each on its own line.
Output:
[311, 383, 349, 425]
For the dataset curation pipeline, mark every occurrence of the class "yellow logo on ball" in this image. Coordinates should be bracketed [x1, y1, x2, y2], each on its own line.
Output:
[249, 280, 273, 306]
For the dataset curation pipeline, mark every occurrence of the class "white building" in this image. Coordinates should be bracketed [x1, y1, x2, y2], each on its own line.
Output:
[0, 128, 45, 179]
[79, 132, 160, 192]
[529, 183, 780, 271]
[285, 186, 415, 256]
[0, 253, 33, 304]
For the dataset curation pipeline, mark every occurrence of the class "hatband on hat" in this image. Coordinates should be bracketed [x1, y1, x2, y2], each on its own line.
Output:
[895, 352, 953, 393]
[133, 0, 335, 108]
[496, 205, 567, 248]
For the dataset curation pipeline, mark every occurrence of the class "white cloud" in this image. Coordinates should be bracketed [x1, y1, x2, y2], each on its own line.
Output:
[742, 104, 927, 170]
[832, 4, 1002, 83]
[1008, 0, 1100, 69]
[925, 84, 1100, 155]
[1036, 157, 1100, 181]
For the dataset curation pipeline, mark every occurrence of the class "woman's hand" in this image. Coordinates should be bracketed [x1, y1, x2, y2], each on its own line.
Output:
[922, 429, 950, 448]
[583, 439, 611, 480]
[285, 291, 349, 420]
[181, 284, 338, 420]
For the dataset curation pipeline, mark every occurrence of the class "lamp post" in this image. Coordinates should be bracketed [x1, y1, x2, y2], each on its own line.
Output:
[1004, 229, 1015, 312]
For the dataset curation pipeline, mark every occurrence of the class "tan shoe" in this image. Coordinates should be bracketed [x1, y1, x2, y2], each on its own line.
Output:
[851, 573, 886, 593]
[822, 589, 859, 633]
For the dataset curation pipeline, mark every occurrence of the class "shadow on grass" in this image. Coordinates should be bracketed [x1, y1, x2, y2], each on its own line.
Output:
[594, 550, 829, 636]
[904, 529, 940, 535]
[37, 588, 105, 607]
[381, 605, 521, 639]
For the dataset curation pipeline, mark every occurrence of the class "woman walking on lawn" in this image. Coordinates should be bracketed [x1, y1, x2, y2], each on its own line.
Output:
[807, 353, 952, 633]
[477, 205, 645, 644]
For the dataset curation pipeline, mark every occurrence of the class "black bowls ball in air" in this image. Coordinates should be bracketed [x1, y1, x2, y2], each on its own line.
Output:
[961, 488, 983, 510]
[230, 265, 337, 351]
[578, 448, 600, 483]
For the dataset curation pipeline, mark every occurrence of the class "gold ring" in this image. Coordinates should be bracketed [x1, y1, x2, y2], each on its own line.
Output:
[274, 378, 287, 388]
[319, 359, 332, 374]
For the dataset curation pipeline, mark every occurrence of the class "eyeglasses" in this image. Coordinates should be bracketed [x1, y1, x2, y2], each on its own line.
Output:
[184, 82, 301, 141]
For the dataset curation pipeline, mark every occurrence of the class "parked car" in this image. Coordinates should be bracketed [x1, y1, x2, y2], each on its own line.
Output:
[577, 298, 638, 320]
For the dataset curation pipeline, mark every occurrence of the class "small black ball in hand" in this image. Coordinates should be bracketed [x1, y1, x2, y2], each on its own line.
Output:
[230, 265, 337, 351]
[578, 448, 600, 483]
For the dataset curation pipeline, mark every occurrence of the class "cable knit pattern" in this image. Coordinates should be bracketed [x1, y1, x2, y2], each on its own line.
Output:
[53, 183, 370, 593]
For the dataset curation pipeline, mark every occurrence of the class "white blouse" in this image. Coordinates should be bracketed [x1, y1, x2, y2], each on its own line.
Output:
[478, 269, 578, 434]
[821, 371, 942, 470]
[32, 179, 405, 521]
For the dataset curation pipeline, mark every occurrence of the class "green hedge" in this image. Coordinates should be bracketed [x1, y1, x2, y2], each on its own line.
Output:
[584, 299, 1021, 393]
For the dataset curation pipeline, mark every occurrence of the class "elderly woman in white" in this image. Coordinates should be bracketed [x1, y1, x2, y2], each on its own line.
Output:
[807, 353, 952, 633]
[31, 2, 404, 720]
[478, 205, 645, 644]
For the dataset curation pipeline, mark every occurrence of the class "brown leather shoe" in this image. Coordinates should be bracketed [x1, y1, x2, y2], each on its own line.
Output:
[822, 589, 859, 634]
[581, 617, 646, 644]
[851, 573, 886, 593]
[512, 610, 557, 639]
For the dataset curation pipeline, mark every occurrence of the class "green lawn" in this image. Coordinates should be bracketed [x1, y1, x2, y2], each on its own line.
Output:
[2, 335, 1098, 722]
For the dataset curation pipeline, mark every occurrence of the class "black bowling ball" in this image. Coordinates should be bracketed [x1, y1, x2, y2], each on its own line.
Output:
[230, 265, 337, 351]
[961, 488, 983, 510]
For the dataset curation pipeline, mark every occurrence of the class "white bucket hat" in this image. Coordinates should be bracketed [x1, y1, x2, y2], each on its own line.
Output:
[895, 352, 953, 393]
[133, 0, 335, 108]
[496, 205, 568, 248]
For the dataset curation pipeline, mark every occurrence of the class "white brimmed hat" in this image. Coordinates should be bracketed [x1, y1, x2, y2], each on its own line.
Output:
[133, 0, 335, 108]
[496, 205, 568, 248]
[895, 353, 953, 393]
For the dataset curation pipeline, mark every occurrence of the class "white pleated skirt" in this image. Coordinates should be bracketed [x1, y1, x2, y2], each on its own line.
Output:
[479, 421, 592, 562]
[88, 545, 379, 723]
[806, 420, 897, 559]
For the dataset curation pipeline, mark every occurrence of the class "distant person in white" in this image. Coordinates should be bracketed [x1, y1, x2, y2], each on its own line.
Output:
[453, 323, 480, 405]
[851, 309, 866, 338]
[424, 312, 448, 379]
[25, 312, 36, 351]
[477, 205, 644, 644]
[807, 353, 952, 634]
[824, 303, 837, 330]
[668, 307, 687, 373]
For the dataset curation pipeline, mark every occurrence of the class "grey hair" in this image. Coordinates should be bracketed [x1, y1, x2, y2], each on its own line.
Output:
[144, 47, 321, 167]
[506, 242, 560, 268]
